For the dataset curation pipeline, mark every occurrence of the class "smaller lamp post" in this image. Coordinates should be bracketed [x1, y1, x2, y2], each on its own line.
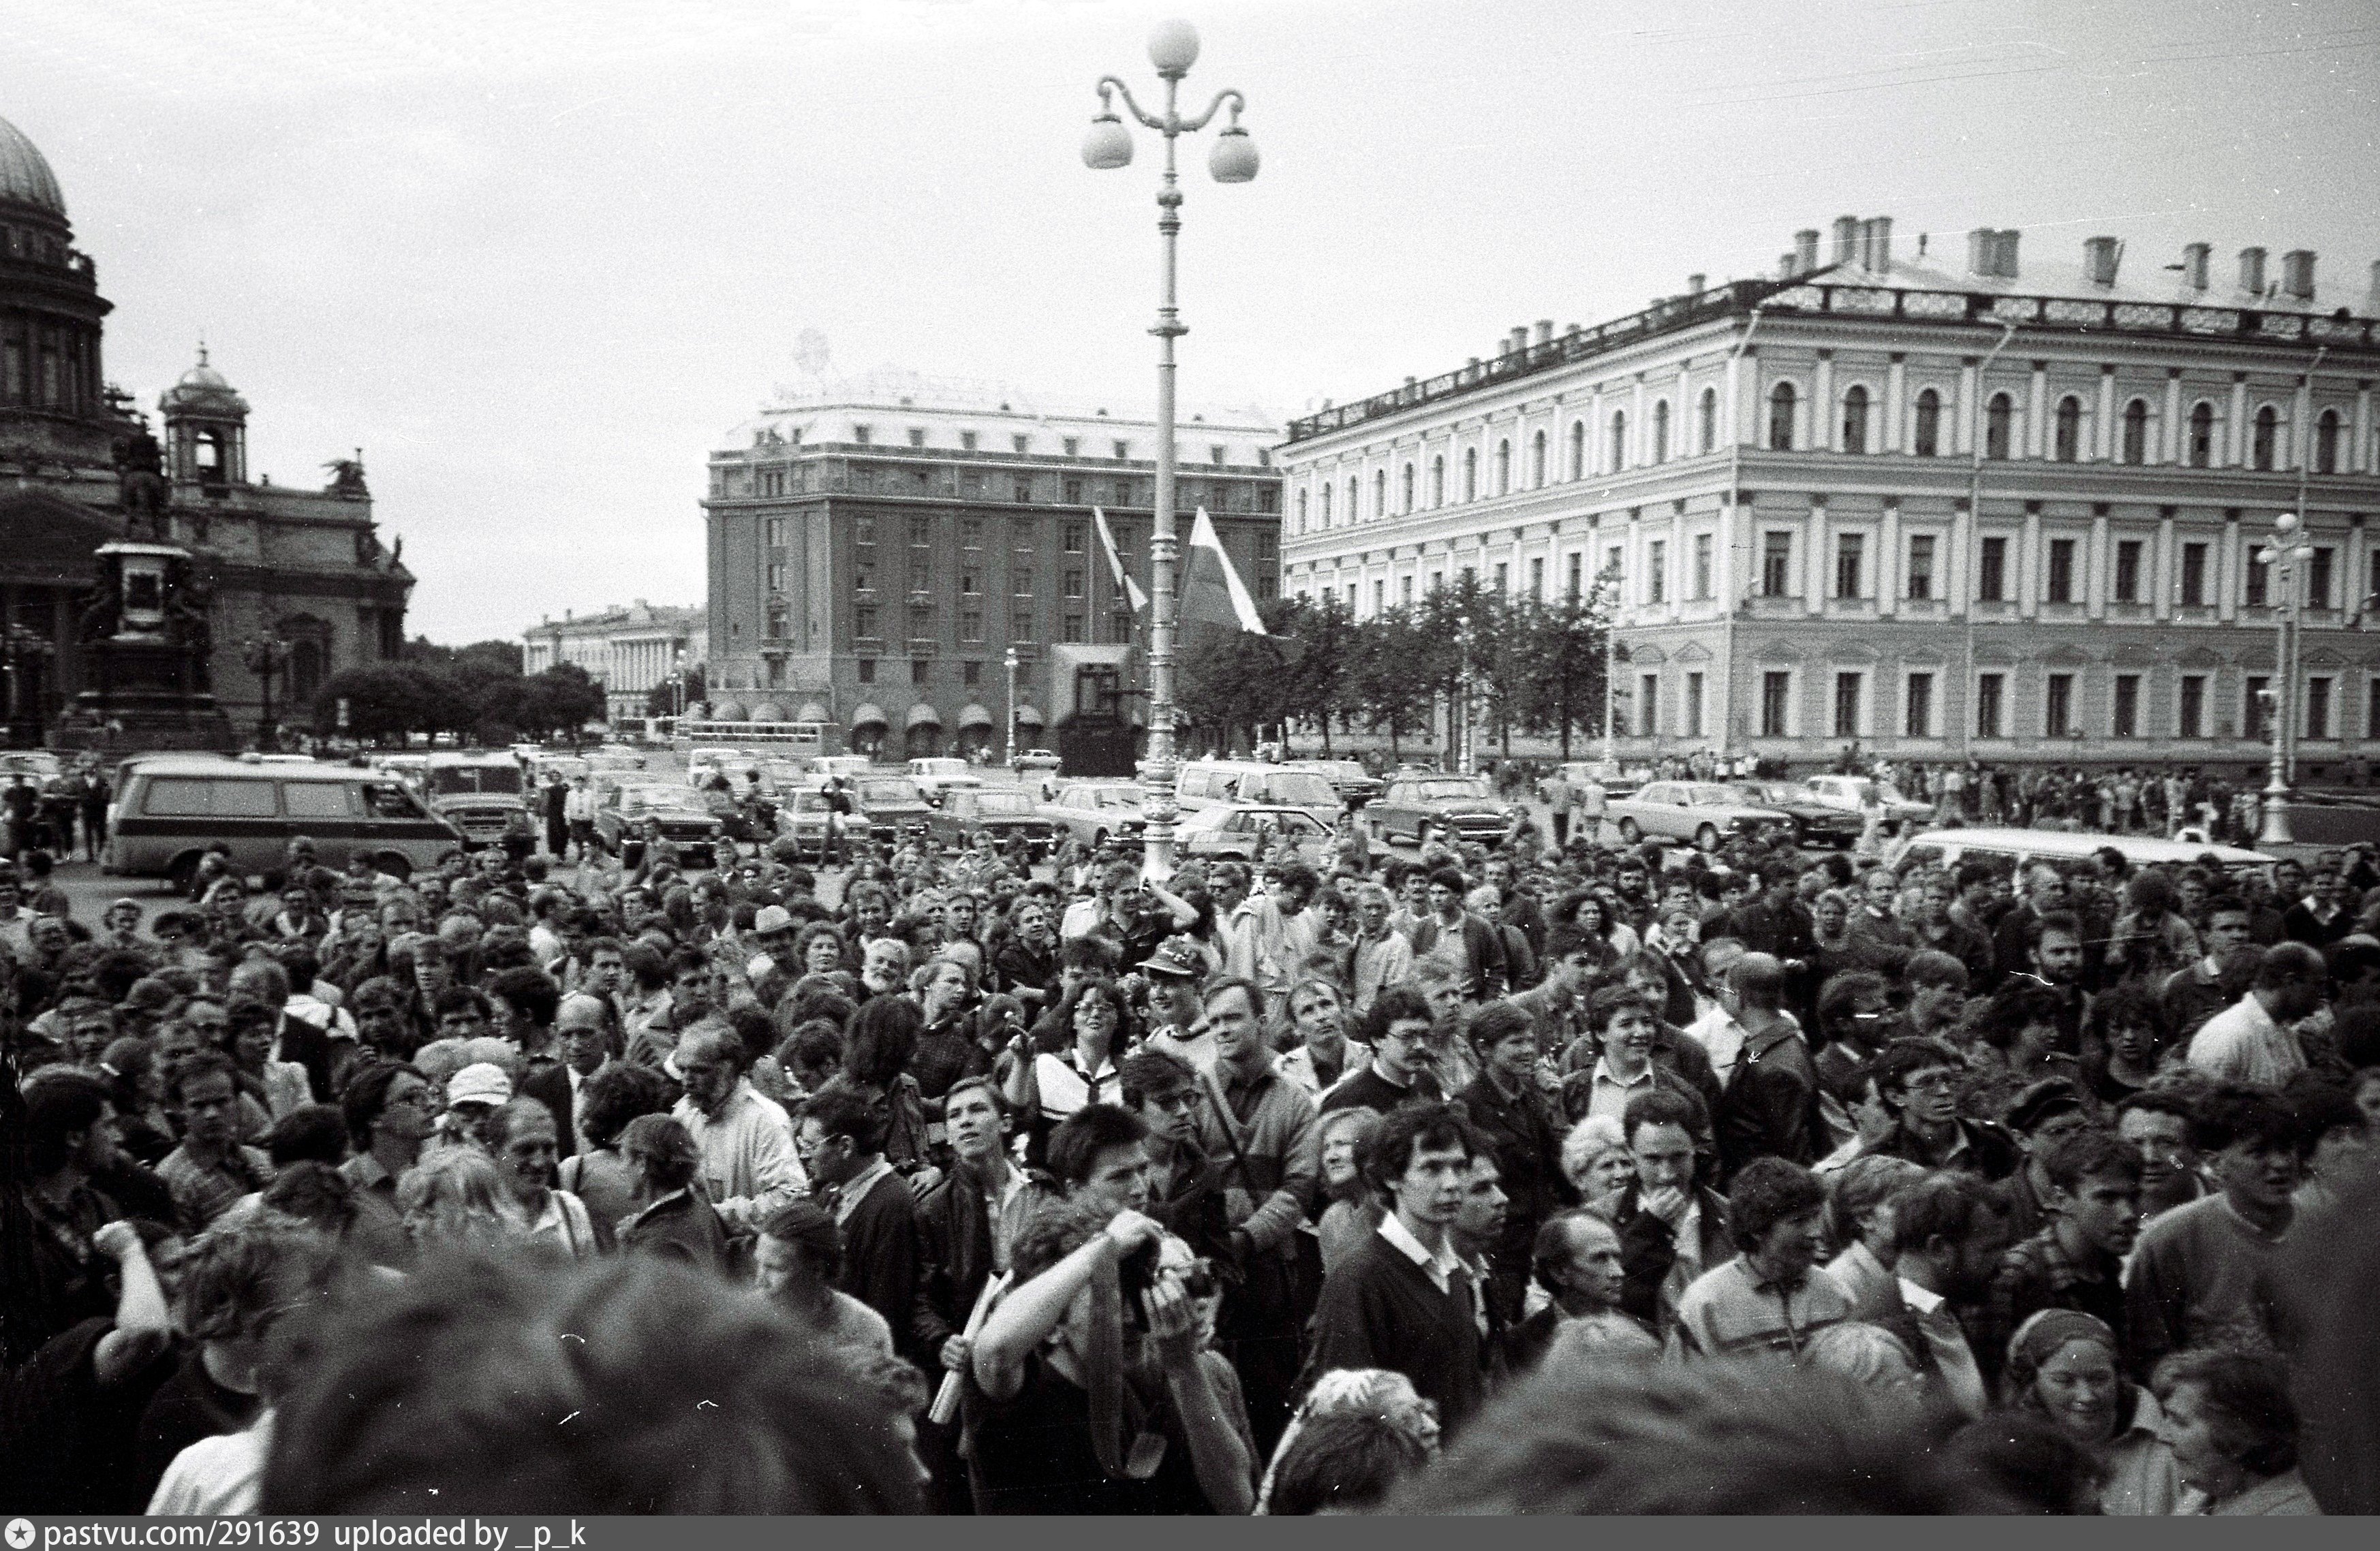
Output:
[2255, 512, 2315, 847]
[241, 633, 292, 751]
[1004, 646, 1021, 767]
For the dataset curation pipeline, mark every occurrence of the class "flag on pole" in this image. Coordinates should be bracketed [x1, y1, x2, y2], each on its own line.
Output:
[1181, 507, 1268, 636]
[1092, 507, 1148, 614]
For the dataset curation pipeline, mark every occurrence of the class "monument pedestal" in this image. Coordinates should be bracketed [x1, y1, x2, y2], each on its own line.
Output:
[48, 540, 236, 755]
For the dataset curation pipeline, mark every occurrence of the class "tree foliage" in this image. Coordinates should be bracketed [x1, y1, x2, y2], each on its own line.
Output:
[313, 639, 604, 746]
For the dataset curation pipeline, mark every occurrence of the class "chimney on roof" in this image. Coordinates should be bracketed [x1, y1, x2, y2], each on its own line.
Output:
[2182, 242, 2210, 291]
[1404, 375, 1417, 388]
[1968, 228, 1996, 277]
[2238, 246, 2267, 295]
[1995, 230, 2022, 278]
[2280, 249, 2315, 301]
[2084, 236, 2120, 287]
[1863, 216, 1894, 272]
[1793, 228, 1820, 274]
[1535, 319, 1554, 345]
[2368, 260, 2380, 315]
[1509, 327, 1528, 356]
[1832, 215, 1860, 266]
[1565, 323, 1582, 338]
[1686, 273, 1706, 296]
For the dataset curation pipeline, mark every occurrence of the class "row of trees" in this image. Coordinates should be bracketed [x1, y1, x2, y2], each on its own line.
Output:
[1177, 568, 1624, 759]
[311, 639, 608, 746]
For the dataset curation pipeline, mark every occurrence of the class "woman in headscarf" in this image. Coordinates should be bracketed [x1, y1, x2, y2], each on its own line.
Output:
[2002, 1310, 2180, 1516]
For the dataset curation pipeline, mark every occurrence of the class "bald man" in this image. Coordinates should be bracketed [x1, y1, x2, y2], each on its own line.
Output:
[522, 991, 613, 1155]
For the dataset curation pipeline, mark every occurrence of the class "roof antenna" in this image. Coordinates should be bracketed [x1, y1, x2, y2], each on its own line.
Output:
[196, 336, 209, 366]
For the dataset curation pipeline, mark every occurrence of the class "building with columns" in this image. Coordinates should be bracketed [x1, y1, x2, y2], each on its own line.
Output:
[1280, 216, 2380, 774]
[521, 601, 707, 723]
[703, 369, 1278, 764]
[1, 112, 410, 746]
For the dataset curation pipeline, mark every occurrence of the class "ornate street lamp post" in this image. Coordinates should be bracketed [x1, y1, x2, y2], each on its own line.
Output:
[1081, 18, 1258, 879]
[1003, 645, 1020, 768]
[241, 633, 292, 751]
[2255, 512, 2315, 846]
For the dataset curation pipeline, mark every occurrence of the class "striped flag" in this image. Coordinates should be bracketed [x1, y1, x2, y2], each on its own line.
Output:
[1181, 507, 1267, 636]
[1092, 507, 1149, 614]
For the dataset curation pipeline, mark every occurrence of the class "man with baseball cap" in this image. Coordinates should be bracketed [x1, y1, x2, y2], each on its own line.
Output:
[1139, 936, 1216, 1074]
[440, 1061, 514, 1153]
[745, 904, 798, 983]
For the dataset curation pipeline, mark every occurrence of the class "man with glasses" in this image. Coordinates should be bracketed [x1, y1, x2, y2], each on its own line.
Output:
[339, 1062, 436, 1268]
[1121, 1050, 1231, 1266]
[1860, 1037, 2021, 1180]
[1323, 988, 1443, 1116]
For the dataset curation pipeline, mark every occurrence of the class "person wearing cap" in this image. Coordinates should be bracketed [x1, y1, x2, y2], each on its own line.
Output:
[744, 903, 797, 983]
[1139, 935, 1216, 1074]
[1997, 1078, 2097, 1242]
[435, 1061, 514, 1156]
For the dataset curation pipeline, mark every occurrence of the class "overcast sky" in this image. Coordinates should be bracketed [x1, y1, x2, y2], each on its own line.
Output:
[5, 0, 2375, 642]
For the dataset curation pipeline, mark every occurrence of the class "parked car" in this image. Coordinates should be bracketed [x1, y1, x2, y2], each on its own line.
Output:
[907, 757, 984, 805]
[687, 747, 758, 789]
[1177, 803, 1337, 864]
[1175, 760, 1342, 828]
[1286, 759, 1384, 810]
[1014, 749, 1063, 774]
[596, 783, 725, 857]
[1801, 774, 1933, 834]
[1605, 781, 1792, 851]
[1365, 774, 1517, 849]
[850, 773, 934, 843]
[927, 787, 1056, 856]
[1040, 782, 1147, 848]
[422, 753, 529, 851]
[815, 755, 874, 779]
[771, 783, 838, 859]
[1729, 781, 1867, 849]
[106, 755, 465, 889]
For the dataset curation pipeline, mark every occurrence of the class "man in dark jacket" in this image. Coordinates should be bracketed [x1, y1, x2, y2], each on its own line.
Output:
[1455, 1001, 1568, 1325]
[796, 1088, 918, 1349]
[1607, 1088, 1731, 1338]
[1861, 1036, 2023, 1180]
[1406, 867, 1509, 1003]
[1712, 953, 1825, 1184]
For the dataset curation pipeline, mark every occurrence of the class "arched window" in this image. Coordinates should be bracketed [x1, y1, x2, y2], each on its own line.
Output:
[2188, 402, 2215, 468]
[1840, 386, 1869, 454]
[1464, 446, 1478, 501]
[2316, 409, 2341, 474]
[1568, 420, 1586, 479]
[1401, 462, 1416, 513]
[1768, 383, 1795, 452]
[1697, 388, 1717, 454]
[1319, 483, 1333, 525]
[1531, 429, 1547, 488]
[1985, 393, 2013, 460]
[1913, 388, 1941, 456]
[1652, 401, 1671, 463]
[1609, 411, 1628, 471]
[2253, 405, 2278, 471]
[1295, 488, 1308, 533]
[2121, 398, 2149, 465]
[2053, 395, 2082, 462]
[1374, 469, 1387, 519]
[1496, 439, 1511, 495]
[1431, 454, 1445, 507]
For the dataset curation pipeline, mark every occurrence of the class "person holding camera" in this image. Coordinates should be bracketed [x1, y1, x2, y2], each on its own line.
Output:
[965, 1199, 1256, 1514]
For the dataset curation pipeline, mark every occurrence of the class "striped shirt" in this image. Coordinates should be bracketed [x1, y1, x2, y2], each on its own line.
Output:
[1667, 1255, 1853, 1362]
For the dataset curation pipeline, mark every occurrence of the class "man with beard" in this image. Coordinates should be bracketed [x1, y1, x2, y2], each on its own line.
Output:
[1321, 988, 1443, 1116]
[1993, 865, 2074, 985]
[1874, 1171, 2009, 1417]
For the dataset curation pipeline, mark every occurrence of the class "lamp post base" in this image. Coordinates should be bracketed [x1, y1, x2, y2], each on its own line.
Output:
[2257, 792, 2294, 847]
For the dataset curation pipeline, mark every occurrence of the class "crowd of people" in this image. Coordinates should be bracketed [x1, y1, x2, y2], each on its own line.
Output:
[2, 776, 2377, 1516]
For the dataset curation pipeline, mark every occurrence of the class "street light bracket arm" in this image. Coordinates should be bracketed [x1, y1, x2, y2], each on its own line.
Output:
[1098, 78, 1168, 133]
[1179, 89, 1245, 134]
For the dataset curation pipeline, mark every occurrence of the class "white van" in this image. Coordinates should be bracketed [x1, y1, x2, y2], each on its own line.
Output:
[1886, 826, 2274, 876]
[1174, 760, 1343, 827]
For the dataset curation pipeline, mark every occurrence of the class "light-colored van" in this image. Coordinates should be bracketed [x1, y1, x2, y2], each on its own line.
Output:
[1174, 760, 1343, 827]
[106, 755, 465, 890]
[1885, 826, 2274, 876]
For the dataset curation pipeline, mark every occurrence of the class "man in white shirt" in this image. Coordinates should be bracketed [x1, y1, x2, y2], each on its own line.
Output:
[670, 1022, 805, 1235]
[2187, 942, 2324, 1090]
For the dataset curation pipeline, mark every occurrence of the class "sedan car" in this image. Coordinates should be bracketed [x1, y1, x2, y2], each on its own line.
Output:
[1366, 774, 1517, 849]
[1039, 782, 1147, 848]
[1013, 749, 1063, 774]
[1730, 781, 1867, 849]
[1286, 759, 1384, 811]
[907, 757, 983, 805]
[772, 785, 837, 859]
[1801, 774, 1934, 834]
[850, 774, 934, 843]
[596, 783, 725, 859]
[1177, 804, 1336, 864]
[1605, 781, 1792, 851]
[927, 787, 1056, 856]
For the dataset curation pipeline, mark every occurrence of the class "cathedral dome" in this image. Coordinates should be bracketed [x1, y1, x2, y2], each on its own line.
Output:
[160, 347, 249, 418]
[0, 114, 67, 218]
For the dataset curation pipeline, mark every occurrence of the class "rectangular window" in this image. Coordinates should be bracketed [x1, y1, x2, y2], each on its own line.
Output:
[764, 516, 786, 546]
[2309, 548, 2334, 610]
[1638, 674, 1660, 737]
[1063, 569, 1084, 599]
[2045, 672, 2075, 737]
[2114, 539, 2143, 602]
[1904, 672, 1933, 736]
[1692, 535, 1713, 599]
[1063, 523, 1085, 554]
[1684, 672, 1705, 738]
[856, 657, 875, 683]
[1977, 673, 2005, 738]
[1062, 614, 1085, 644]
[1530, 558, 1545, 600]
[856, 517, 876, 546]
[961, 610, 983, 642]
[1495, 562, 1509, 594]
[1906, 535, 1934, 600]
[2306, 676, 2333, 739]
[2246, 676, 2272, 741]
[906, 428, 925, 448]
[2046, 537, 2075, 603]
[1834, 533, 1864, 599]
[855, 565, 874, 593]
[2114, 673, 2140, 737]
[1646, 541, 1667, 604]
[2180, 542, 2208, 605]
[1112, 440, 1130, 460]
[964, 659, 982, 685]
[1762, 531, 1793, 597]
[1063, 436, 1080, 456]
[1761, 672, 1790, 736]
[961, 570, 980, 595]
[1011, 606, 1034, 641]
[1399, 575, 1415, 604]
[855, 605, 878, 638]
[1832, 672, 1863, 736]
[909, 659, 929, 685]
[1977, 536, 2007, 601]
[1013, 479, 1033, 504]
[1373, 580, 1385, 612]
[1064, 477, 1084, 504]
[2245, 553, 2268, 608]
[2370, 678, 2380, 745]
[910, 516, 932, 546]
[766, 563, 786, 592]
[2179, 674, 2206, 737]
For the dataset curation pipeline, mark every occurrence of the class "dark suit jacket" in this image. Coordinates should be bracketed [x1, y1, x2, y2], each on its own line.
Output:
[836, 1167, 921, 1356]
[521, 1063, 578, 1157]
[1714, 1020, 1825, 1184]
[912, 1161, 1002, 1357]
[1609, 1182, 1732, 1332]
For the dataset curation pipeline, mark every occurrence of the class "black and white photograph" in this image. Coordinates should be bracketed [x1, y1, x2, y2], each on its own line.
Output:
[3, 0, 2378, 1521]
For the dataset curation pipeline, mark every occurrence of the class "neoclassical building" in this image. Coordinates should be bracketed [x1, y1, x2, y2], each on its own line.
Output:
[522, 601, 707, 723]
[0, 112, 410, 745]
[1279, 215, 2380, 774]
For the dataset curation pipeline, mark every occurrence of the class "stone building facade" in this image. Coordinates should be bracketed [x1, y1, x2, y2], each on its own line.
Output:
[521, 601, 707, 723]
[1280, 215, 2380, 774]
